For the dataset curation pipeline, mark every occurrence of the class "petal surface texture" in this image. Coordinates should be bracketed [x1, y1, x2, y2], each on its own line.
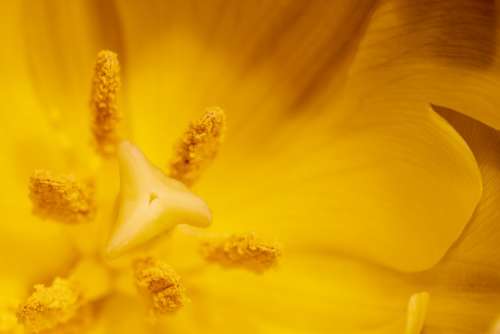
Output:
[113, 0, 483, 272]
[348, 0, 500, 129]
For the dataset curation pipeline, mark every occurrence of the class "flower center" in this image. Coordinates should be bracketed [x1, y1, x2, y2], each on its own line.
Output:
[14, 50, 282, 332]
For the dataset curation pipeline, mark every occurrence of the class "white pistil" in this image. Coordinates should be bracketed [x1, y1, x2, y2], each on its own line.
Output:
[106, 141, 212, 257]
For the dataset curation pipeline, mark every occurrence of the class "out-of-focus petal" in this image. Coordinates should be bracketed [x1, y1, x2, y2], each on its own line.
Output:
[162, 254, 413, 334]
[90, 294, 157, 334]
[197, 101, 481, 272]
[0, 2, 79, 285]
[18, 0, 123, 145]
[113, 0, 376, 163]
[347, 0, 500, 129]
[405, 107, 500, 333]
[436, 107, 500, 270]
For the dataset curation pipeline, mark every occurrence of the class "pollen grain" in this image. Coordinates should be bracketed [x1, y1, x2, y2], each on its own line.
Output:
[133, 257, 187, 314]
[200, 232, 281, 273]
[169, 107, 226, 186]
[91, 50, 121, 156]
[16, 278, 81, 333]
[29, 170, 95, 224]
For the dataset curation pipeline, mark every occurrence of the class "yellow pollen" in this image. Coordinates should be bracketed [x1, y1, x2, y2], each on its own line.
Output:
[169, 107, 226, 186]
[29, 170, 95, 224]
[133, 257, 187, 314]
[16, 278, 81, 333]
[91, 50, 121, 156]
[200, 233, 281, 273]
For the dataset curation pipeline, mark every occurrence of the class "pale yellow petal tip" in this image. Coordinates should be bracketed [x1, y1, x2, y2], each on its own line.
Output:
[169, 107, 226, 186]
[91, 50, 121, 157]
[200, 232, 281, 273]
[490, 317, 500, 334]
[16, 278, 81, 333]
[105, 141, 212, 258]
[133, 257, 188, 314]
[405, 292, 430, 334]
[29, 170, 95, 224]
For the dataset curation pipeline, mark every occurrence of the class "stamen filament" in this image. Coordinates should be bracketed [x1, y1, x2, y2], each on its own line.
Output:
[169, 107, 226, 186]
[29, 170, 95, 224]
[200, 232, 281, 273]
[133, 257, 187, 314]
[405, 292, 430, 334]
[91, 50, 121, 156]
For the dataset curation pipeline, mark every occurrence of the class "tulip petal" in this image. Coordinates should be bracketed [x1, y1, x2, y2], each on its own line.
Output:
[113, 0, 376, 163]
[111, 0, 482, 272]
[198, 100, 482, 272]
[0, 3, 78, 284]
[435, 107, 500, 270]
[18, 0, 123, 145]
[347, 0, 500, 129]
[163, 254, 412, 334]
[405, 108, 500, 333]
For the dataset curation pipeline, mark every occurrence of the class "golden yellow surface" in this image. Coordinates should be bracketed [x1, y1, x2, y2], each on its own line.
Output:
[0, 1, 499, 333]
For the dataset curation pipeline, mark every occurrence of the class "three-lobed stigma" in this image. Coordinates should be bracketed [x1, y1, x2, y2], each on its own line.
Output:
[105, 141, 212, 257]
[29, 170, 95, 224]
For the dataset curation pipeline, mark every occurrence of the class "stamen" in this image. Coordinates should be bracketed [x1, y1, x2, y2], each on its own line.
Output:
[29, 170, 95, 224]
[169, 107, 226, 186]
[16, 278, 81, 333]
[200, 232, 281, 273]
[133, 257, 187, 314]
[91, 50, 121, 156]
[405, 292, 430, 334]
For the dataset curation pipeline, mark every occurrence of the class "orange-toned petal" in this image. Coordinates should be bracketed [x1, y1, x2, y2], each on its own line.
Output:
[198, 101, 481, 272]
[113, 0, 376, 163]
[347, 0, 500, 129]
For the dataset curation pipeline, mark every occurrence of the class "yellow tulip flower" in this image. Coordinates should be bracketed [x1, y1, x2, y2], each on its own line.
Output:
[0, 1, 499, 333]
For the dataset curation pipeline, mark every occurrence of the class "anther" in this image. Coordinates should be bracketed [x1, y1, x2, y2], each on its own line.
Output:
[169, 107, 226, 186]
[29, 170, 95, 224]
[200, 232, 281, 273]
[16, 278, 81, 333]
[91, 50, 121, 156]
[405, 292, 430, 334]
[133, 257, 187, 314]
